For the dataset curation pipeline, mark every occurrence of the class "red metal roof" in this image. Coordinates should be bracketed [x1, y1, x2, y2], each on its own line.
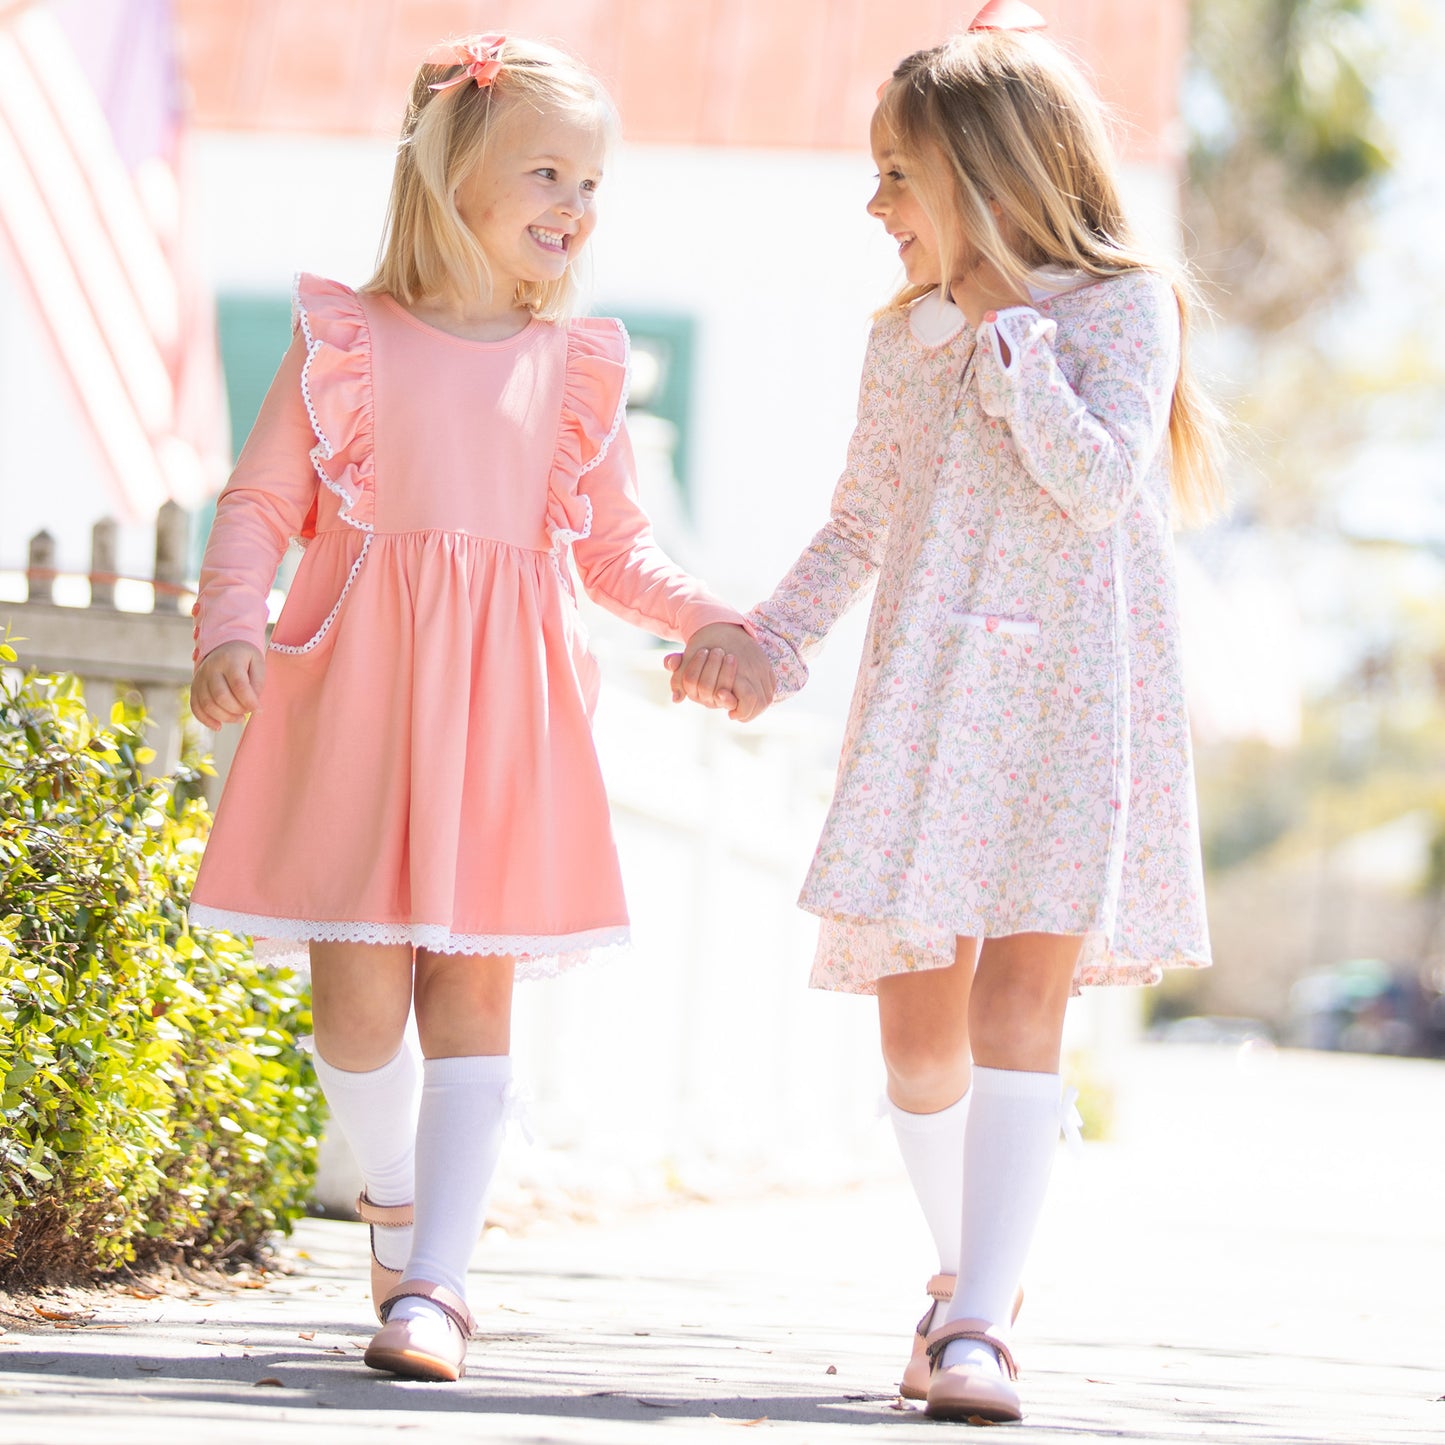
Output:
[175, 0, 1184, 163]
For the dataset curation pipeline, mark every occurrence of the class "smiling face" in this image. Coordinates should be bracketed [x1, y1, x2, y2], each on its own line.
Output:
[454, 103, 606, 300]
[867, 106, 950, 289]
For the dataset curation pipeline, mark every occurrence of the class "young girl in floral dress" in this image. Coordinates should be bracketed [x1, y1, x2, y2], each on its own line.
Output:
[672, 1, 1220, 1423]
[188, 33, 771, 1383]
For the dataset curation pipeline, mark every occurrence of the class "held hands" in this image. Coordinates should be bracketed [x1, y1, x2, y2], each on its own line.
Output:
[664, 623, 775, 723]
[191, 641, 265, 730]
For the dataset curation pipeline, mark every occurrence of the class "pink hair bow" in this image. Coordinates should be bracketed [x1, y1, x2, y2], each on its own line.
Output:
[967, 0, 1046, 29]
[427, 33, 507, 92]
[877, 1, 1045, 97]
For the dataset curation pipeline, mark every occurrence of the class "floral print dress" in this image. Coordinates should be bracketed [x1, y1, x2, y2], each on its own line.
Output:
[749, 269, 1210, 993]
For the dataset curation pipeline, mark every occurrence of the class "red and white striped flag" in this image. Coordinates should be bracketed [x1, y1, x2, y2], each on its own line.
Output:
[0, 0, 227, 522]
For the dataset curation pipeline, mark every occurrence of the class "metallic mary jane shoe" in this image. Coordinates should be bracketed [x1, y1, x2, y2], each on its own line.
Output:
[900, 1277, 1023, 1401]
[922, 1318, 1022, 1424]
[363, 1280, 474, 1382]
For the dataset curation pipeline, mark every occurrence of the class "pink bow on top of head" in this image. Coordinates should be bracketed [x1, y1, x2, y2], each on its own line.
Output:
[967, 1, 1047, 31]
[877, 2, 1045, 97]
[427, 33, 507, 92]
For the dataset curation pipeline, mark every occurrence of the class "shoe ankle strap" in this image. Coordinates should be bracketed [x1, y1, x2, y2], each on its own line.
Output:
[378, 1279, 475, 1336]
[356, 1192, 414, 1227]
[925, 1272, 957, 1301]
[924, 1319, 1019, 1380]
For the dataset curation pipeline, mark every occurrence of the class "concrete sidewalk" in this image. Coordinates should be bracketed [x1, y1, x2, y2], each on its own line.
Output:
[1, 1044, 1442, 1443]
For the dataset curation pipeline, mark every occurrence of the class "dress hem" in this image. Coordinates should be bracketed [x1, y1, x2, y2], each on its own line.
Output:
[800, 904, 1210, 997]
[187, 904, 629, 978]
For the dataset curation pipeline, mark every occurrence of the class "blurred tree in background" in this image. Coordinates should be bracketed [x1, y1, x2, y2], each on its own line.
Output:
[1174, 1, 1445, 1043]
[1184, 0, 1399, 527]
[1187, 0, 1390, 331]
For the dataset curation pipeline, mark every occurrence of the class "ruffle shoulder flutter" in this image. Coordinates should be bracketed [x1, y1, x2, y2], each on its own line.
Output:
[292, 272, 376, 538]
[545, 317, 630, 556]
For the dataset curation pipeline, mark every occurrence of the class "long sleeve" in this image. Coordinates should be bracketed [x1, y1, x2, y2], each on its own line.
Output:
[570, 420, 746, 642]
[974, 270, 1178, 534]
[194, 334, 319, 660]
[747, 320, 901, 699]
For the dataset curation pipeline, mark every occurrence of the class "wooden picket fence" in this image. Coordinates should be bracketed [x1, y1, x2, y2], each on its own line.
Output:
[3, 503, 238, 795]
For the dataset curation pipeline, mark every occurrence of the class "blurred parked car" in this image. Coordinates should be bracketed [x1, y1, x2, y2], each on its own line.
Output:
[1286, 958, 1444, 1058]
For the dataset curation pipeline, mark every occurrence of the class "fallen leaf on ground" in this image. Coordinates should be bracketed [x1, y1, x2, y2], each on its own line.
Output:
[825, 1364, 837, 1375]
[33, 1306, 93, 1322]
[124, 1288, 162, 1300]
[298, 1331, 315, 1340]
[136, 1363, 163, 1373]
[967, 1416, 997, 1427]
[253, 1377, 285, 1388]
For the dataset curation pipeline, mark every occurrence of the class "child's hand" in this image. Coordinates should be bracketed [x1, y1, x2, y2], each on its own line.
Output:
[665, 623, 775, 723]
[191, 641, 266, 730]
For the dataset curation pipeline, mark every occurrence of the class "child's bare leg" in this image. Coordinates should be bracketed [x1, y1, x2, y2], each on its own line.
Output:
[969, 931, 1080, 1073]
[310, 940, 415, 1068]
[413, 949, 514, 1058]
[877, 939, 979, 1110]
[309, 942, 422, 1283]
[377, 950, 516, 1363]
[937, 932, 1083, 1387]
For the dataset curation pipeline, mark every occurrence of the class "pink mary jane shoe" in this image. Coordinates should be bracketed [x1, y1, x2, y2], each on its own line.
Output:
[900, 1277, 1023, 1401]
[355, 1192, 413, 1321]
[923, 1318, 1022, 1424]
[363, 1280, 474, 1382]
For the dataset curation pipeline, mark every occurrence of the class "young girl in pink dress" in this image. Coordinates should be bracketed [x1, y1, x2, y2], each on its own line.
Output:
[188, 33, 772, 1383]
[672, 2, 1221, 1424]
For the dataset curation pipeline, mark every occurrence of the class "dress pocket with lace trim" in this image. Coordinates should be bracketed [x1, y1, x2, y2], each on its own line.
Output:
[267, 535, 371, 657]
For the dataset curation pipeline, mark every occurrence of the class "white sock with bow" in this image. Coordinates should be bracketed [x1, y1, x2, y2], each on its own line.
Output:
[312, 1042, 420, 1270]
[940, 1066, 1066, 1375]
[389, 1054, 512, 1329]
[886, 1088, 970, 1320]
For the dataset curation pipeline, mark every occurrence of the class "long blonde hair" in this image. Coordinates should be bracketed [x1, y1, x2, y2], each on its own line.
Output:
[880, 30, 1224, 525]
[364, 35, 617, 321]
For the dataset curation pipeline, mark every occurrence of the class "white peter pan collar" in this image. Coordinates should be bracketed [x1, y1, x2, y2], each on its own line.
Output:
[907, 267, 1088, 347]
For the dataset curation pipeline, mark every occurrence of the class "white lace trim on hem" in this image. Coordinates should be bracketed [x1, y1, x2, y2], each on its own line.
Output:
[187, 903, 628, 962]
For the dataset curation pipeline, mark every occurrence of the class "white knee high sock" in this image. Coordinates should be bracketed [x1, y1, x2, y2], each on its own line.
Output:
[313, 1043, 421, 1270]
[942, 1066, 1064, 1370]
[398, 1054, 511, 1312]
[886, 1089, 970, 1280]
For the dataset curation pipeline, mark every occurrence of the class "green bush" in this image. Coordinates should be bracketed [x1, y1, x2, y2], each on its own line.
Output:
[0, 656, 321, 1285]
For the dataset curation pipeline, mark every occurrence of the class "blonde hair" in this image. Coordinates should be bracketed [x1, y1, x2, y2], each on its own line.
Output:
[879, 30, 1225, 526]
[364, 35, 617, 322]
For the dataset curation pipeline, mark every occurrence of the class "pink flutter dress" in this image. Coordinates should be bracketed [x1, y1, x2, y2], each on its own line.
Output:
[187, 274, 744, 975]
